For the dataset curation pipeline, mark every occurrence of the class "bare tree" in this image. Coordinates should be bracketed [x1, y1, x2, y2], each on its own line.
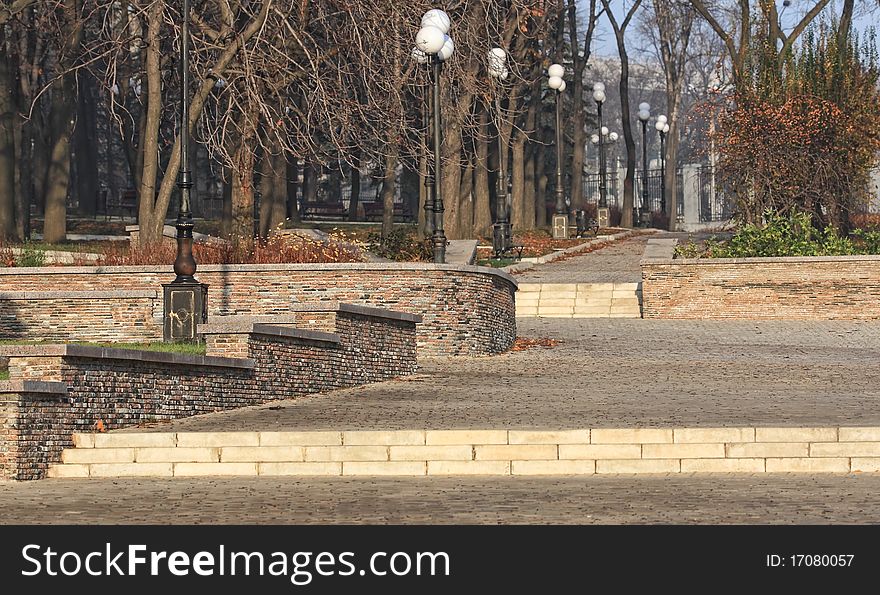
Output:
[566, 0, 601, 212]
[688, 0, 832, 91]
[601, 0, 643, 228]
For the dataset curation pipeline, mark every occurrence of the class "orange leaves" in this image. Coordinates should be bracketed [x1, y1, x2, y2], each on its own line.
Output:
[511, 337, 560, 351]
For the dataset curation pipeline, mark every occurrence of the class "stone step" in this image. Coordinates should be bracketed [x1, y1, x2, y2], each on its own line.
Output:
[47, 427, 880, 478]
[516, 282, 642, 318]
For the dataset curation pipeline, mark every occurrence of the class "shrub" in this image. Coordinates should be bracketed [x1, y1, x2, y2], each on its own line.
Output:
[674, 210, 880, 258]
[99, 233, 363, 265]
[14, 244, 47, 267]
[366, 228, 432, 262]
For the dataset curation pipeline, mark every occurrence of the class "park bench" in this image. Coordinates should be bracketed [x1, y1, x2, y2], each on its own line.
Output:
[300, 201, 348, 220]
[574, 209, 599, 238]
[105, 189, 138, 220]
[362, 201, 412, 222]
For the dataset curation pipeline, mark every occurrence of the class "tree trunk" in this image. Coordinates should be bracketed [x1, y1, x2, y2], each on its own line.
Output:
[286, 156, 300, 222]
[401, 164, 420, 228]
[348, 150, 361, 222]
[303, 162, 318, 204]
[535, 141, 548, 227]
[17, 116, 34, 240]
[381, 144, 398, 237]
[258, 146, 287, 237]
[522, 93, 538, 230]
[440, 121, 464, 240]
[511, 133, 526, 230]
[221, 166, 233, 236]
[459, 157, 474, 237]
[74, 71, 99, 216]
[473, 108, 492, 237]
[43, 50, 78, 244]
[32, 110, 48, 216]
[135, 0, 163, 243]
[417, 144, 427, 238]
[230, 126, 257, 242]
[0, 30, 17, 240]
[619, 54, 635, 228]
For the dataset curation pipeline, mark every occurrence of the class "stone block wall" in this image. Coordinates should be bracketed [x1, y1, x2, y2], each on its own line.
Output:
[0, 263, 517, 355]
[0, 305, 419, 480]
[641, 255, 880, 319]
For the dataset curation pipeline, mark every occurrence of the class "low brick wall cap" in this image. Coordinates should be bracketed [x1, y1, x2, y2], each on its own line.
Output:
[199, 315, 300, 334]
[250, 324, 340, 344]
[0, 344, 254, 370]
[0, 380, 68, 395]
[0, 290, 157, 300]
[643, 254, 880, 265]
[290, 302, 423, 323]
[0, 261, 517, 288]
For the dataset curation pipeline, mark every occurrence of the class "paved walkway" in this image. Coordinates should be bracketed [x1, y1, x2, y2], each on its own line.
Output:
[514, 232, 683, 284]
[121, 318, 880, 432]
[1, 474, 877, 524]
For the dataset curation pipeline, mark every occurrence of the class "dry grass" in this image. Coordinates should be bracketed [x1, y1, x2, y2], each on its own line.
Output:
[97, 233, 363, 265]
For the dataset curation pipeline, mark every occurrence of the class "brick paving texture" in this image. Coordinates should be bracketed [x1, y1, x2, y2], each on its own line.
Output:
[1, 475, 877, 524]
[117, 317, 880, 432]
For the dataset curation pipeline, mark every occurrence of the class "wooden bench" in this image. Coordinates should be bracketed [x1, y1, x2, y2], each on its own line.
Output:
[362, 202, 413, 222]
[300, 202, 348, 220]
[106, 190, 138, 220]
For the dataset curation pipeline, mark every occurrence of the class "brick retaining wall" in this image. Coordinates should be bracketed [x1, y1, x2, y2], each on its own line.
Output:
[641, 255, 880, 319]
[0, 305, 419, 480]
[0, 263, 516, 355]
[0, 291, 161, 341]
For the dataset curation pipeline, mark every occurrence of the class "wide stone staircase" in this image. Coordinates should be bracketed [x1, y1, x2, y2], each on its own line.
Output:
[515, 283, 642, 318]
[47, 427, 880, 478]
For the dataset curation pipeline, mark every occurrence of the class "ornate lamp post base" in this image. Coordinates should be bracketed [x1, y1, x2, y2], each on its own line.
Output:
[596, 207, 610, 229]
[552, 215, 569, 239]
[162, 281, 208, 342]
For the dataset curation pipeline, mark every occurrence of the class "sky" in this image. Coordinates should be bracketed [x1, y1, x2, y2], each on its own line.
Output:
[585, 0, 877, 59]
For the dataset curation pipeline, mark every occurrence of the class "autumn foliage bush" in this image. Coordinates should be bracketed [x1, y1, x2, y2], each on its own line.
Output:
[713, 22, 880, 233]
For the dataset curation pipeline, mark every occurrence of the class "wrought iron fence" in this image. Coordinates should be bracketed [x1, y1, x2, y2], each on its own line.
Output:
[697, 165, 733, 222]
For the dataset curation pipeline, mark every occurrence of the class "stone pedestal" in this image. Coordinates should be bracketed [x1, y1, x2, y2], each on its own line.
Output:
[552, 215, 569, 239]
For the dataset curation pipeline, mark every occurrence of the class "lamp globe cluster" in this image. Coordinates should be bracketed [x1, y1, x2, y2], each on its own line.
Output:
[415, 9, 454, 61]
[488, 47, 508, 80]
[548, 63, 566, 92]
[655, 114, 669, 133]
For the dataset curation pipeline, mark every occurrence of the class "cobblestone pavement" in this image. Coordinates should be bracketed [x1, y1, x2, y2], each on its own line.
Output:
[514, 232, 682, 284]
[1, 475, 877, 524]
[125, 317, 880, 432]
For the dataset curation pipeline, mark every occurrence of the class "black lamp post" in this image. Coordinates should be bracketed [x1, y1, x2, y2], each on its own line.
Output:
[637, 102, 651, 228]
[488, 47, 511, 258]
[163, 0, 207, 342]
[592, 82, 609, 227]
[656, 114, 669, 215]
[590, 125, 617, 227]
[415, 10, 453, 264]
[548, 63, 568, 239]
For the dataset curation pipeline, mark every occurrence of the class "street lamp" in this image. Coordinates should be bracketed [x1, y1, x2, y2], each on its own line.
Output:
[637, 102, 652, 228]
[414, 10, 454, 263]
[488, 47, 511, 258]
[592, 81, 609, 227]
[655, 114, 669, 215]
[548, 63, 568, 239]
[163, 0, 207, 342]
